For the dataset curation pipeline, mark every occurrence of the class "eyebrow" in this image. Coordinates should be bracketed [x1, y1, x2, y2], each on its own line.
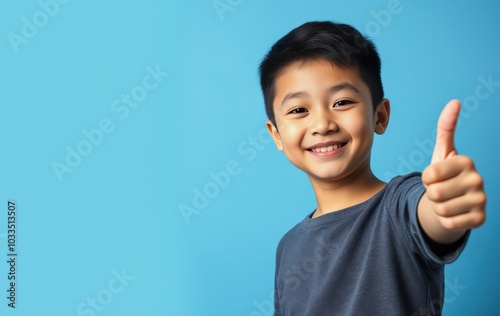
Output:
[280, 82, 361, 108]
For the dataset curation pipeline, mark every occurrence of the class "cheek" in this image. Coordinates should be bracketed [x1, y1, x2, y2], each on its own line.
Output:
[279, 124, 303, 146]
[346, 118, 374, 145]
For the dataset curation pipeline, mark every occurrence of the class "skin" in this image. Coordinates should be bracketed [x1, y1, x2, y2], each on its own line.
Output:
[418, 100, 486, 243]
[266, 58, 486, 244]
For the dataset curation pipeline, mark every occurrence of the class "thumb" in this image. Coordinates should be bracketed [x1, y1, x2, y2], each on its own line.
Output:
[431, 99, 461, 164]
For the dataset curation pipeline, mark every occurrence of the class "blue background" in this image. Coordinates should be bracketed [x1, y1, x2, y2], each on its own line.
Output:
[1, 0, 499, 315]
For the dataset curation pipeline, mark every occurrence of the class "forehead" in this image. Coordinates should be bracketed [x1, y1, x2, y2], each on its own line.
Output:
[273, 59, 368, 105]
[275, 59, 365, 91]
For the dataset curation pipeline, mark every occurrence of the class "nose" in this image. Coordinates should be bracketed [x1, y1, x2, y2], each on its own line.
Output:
[309, 108, 338, 135]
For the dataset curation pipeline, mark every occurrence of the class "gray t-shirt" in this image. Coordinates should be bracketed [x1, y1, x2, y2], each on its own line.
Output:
[274, 173, 469, 316]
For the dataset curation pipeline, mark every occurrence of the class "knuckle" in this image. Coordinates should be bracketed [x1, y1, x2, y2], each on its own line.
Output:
[475, 192, 487, 206]
[472, 211, 486, 227]
[440, 217, 457, 231]
[459, 155, 475, 169]
[421, 168, 432, 184]
[433, 203, 448, 216]
[427, 186, 443, 201]
[423, 166, 439, 183]
[468, 173, 484, 189]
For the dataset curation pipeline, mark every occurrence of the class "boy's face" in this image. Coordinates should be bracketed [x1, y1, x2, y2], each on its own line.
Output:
[267, 59, 389, 183]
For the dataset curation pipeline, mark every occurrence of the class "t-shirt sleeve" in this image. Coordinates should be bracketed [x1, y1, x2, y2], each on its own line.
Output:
[386, 172, 470, 266]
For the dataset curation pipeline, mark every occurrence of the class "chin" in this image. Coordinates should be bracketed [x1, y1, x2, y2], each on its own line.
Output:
[307, 171, 347, 182]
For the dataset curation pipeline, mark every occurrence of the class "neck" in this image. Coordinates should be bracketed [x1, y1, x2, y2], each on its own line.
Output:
[309, 165, 385, 218]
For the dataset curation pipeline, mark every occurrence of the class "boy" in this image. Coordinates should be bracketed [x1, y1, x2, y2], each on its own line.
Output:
[258, 21, 486, 315]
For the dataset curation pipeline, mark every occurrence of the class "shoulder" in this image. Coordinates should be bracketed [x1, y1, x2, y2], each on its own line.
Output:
[386, 172, 423, 188]
[275, 217, 308, 257]
[378, 172, 426, 230]
[382, 172, 425, 201]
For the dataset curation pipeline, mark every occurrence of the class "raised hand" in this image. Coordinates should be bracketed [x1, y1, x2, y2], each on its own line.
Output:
[418, 100, 486, 244]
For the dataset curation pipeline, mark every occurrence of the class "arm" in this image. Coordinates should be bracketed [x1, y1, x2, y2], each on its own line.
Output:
[417, 100, 486, 245]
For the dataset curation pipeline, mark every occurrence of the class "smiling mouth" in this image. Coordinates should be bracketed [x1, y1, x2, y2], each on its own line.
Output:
[308, 143, 347, 153]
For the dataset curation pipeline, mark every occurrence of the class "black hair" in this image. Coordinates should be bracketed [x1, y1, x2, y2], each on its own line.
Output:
[258, 21, 384, 127]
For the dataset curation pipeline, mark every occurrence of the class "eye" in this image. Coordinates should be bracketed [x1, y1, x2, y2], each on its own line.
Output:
[288, 107, 308, 114]
[333, 100, 354, 107]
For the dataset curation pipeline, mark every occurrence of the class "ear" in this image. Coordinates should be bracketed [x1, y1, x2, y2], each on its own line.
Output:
[266, 120, 283, 151]
[374, 98, 390, 135]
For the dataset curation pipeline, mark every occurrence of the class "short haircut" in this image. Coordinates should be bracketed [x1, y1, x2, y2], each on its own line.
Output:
[258, 21, 384, 127]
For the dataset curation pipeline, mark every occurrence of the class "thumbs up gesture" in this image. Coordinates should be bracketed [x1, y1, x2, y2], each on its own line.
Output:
[418, 100, 487, 244]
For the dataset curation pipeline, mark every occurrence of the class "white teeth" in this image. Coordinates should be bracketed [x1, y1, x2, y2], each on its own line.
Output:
[312, 144, 343, 153]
